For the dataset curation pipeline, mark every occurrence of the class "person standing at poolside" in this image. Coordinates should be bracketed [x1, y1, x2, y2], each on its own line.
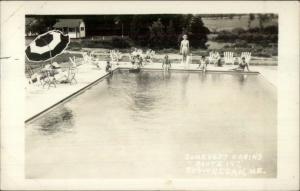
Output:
[198, 55, 208, 72]
[180, 34, 190, 64]
[138, 55, 143, 68]
[106, 61, 112, 73]
[162, 55, 171, 71]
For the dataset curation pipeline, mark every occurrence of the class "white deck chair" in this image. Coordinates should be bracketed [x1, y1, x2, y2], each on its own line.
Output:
[89, 51, 102, 68]
[137, 49, 143, 56]
[186, 53, 193, 65]
[208, 52, 214, 65]
[143, 49, 154, 64]
[208, 52, 220, 65]
[116, 50, 122, 60]
[26, 64, 42, 85]
[149, 50, 155, 63]
[223, 52, 235, 65]
[82, 52, 92, 65]
[110, 49, 122, 64]
[65, 57, 78, 84]
[239, 52, 252, 65]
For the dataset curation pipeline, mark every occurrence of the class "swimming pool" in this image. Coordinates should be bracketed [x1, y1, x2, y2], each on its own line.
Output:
[26, 70, 277, 178]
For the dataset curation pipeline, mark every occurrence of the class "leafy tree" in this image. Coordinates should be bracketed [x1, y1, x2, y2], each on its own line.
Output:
[148, 18, 165, 48]
[248, 14, 255, 29]
[188, 15, 210, 48]
[165, 20, 177, 47]
[257, 14, 271, 31]
[129, 16, 140, 40]
[26, 16, 57, 35]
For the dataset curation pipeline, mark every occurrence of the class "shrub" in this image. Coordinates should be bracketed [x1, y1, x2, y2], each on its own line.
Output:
[189, 15, 210, 48]
[248, 27, 260, 33]
[111, 38, 130, 48]
[81, 40, 112, 49]
[67, 41, 82, 51]
[263, 25, 278, 34]
[234, 40, 249, 48]
[231, 27, 246, 35]
[215, 33, 238, 42]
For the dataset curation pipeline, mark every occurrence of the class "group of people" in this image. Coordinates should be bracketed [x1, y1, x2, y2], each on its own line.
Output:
[28, 33, 251, 86]
[179, 34, 250, 72]
[160, 54, 250, 73]
[130, 48, 155, 69]
[130, 54, 143, 69]
[28, 62, 71, 85]
[196, 55, 250, 72]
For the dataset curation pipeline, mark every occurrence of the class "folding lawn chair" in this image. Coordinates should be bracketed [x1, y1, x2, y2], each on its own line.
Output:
[223, 52, 235, 65]
[41, 66, 57, 89]
[110, 49, 122, 64]
[239, 52, 252, 65]
[67, 57, 78, 85]
[208, 51, 220, 65]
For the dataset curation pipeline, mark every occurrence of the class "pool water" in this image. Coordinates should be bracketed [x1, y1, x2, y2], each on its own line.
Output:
[26, 70, 277, 178]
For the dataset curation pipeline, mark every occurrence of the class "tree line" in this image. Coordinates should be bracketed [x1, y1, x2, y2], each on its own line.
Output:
[26, 14, 210, 49]
[26, 14, 277, 49]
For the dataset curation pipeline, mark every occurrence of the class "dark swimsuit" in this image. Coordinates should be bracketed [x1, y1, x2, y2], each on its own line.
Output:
[239, 62, 247, 69]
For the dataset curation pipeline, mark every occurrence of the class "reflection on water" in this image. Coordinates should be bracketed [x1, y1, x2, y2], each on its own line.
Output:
[181, 73, 190, 100]
[131, 71, 161, 114]
[199, 72, 207, 83]
[105, 73, 113, 85]
[26, 70, 277, 179]
[35, 107, 74, 135]
[237, 74, 247, 87]
[162, 70, 172, 81]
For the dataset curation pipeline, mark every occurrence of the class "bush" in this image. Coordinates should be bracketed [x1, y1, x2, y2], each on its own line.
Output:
[111, 38, 130, 48]
[248, 27, 260, 33]
[231, 27, 246, 35]
[239, 33, 272, 44]
[263, 25, 278, 34]
[215, 32, 238, 42]
[189, 15, 210, 48]
[234, 40, 249, 48]
[67, 41, 82, 51]
[81, 40, 112, 49]
[269, 34, 278, 43]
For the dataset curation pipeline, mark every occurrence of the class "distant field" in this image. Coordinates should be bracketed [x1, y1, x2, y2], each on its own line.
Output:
[202, 15, 278, 32]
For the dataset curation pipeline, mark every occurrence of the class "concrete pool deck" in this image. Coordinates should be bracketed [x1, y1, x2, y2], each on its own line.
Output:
[25, 62, 277, 122]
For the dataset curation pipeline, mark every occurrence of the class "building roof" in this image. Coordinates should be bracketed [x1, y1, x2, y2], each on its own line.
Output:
[53, 19, 84, 28]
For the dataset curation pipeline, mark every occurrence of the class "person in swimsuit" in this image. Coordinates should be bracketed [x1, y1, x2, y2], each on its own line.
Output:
[138, 56, 143, 68]
[198, 56, 208, 72]
[132, 55, 141, 69]
[106, 61, 112, 73]
[233, 57, 250, 71]
[162, 55, 171, 71]
[180, 34, 190, 63]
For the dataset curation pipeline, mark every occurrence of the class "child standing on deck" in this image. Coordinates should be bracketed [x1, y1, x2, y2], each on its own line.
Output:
[106, 61, 112, 73]
[198, 56, 208, 72]
[162, 55, 171, 71]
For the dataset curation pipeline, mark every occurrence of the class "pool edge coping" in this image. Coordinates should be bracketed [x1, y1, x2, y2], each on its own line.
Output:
[25, 69, 116, 124]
